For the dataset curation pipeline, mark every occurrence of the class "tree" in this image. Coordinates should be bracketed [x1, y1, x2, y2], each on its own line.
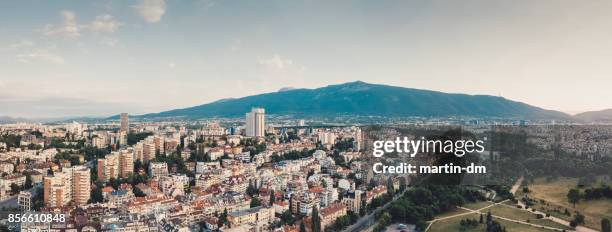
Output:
[24, 174, 33, 189]
[133, 187, 146, 197]
[567, 189, 581, 207]
[10, 183, 19, 195]
[250, 197, 261, 207]
[280, 210, 294, 225]
[570, 220, 578, 227]
[32, 187, 44, 210]
[480, 214, 484, 223]
[574, 213, 585, 225]
[246, 182, 258, 197]
[300, 221, 306, 232]
[602, 218, 611, 232]
[486, 211, 493, 224]
[219, 208, 228, 227]
[312, 207, 321, 232]
[269, 190, 276, 205]
[387, 178, 395, 196]
[89, 184, 104, 204]
[486, 220, 504, 232]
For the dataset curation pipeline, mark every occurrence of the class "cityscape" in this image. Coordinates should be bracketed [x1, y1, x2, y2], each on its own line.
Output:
[1, 106, 611, 232]
[1, 1, 612, 232]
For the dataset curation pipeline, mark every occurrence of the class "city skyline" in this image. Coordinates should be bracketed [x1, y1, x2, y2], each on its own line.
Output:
[2, 0, 612, 117]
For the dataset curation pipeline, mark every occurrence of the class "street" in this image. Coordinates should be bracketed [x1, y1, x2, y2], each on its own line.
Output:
[342, 188, 409, 232]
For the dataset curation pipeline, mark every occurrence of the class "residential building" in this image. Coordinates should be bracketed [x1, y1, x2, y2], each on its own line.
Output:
[245, 108, 265, 137]
[120, 113, 129, 132]
[18, 191, 31, 211]
[227, 206, 274, 227]
[320, 203, 347, 230]
[97, 152, 119, 182]
[70, 165, 91, 206]
[149, 162, 168, 177]
[119, 149, 134, 178]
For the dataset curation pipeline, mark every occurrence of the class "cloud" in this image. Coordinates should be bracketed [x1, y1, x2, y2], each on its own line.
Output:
[196, 0, 216, 9]
[86, 14, 123, 33]
[229, 39, 242, 51]
[42, 11, 122, 38]
[99, 37, 119, 47]
[0, 40, 34, 52]
[133, 0, 166, 23]
[42, 11, 80, 38]
[9, 40, 34, 49]
[17, 51, 66, 64]
[257, 55, 294, 71]
[168, 62, 176, 69]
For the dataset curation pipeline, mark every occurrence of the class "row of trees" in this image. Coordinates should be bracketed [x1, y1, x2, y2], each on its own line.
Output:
[372, 185, 485, 231]
[270, 149, 315, 163]
[567, 185, 612, 208]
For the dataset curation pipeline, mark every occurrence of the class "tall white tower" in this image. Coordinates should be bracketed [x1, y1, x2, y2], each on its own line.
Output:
[120, 113, 129, 132]
[246, 108, 265, 137]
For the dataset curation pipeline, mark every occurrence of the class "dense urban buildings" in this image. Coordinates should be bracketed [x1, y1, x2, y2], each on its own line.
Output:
[1, 109, 610, 232]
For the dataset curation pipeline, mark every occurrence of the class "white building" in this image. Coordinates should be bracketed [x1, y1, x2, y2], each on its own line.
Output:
[318, 131, 336, 145]
[18, 191, 31, 211]
[245, 108, 265, 137]
[149, 162, 169, 177]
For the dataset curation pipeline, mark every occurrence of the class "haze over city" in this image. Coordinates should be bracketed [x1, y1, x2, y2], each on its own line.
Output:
[2, 0, 612, 117]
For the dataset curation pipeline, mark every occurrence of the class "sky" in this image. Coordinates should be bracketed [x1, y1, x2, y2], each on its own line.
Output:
[1, 0, 612, 118]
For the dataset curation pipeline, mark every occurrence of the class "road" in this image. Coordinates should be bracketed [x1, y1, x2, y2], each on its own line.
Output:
[0, 185, 38, 209]
[458, 205, 566, 231]
[342, 188, 409, 232]
[0, 196, 18, 209]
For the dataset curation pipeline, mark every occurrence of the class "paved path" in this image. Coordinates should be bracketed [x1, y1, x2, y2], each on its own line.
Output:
[424, 199, 507, 232]
[424, 175, 579, 232]
[515, 194, 598, 232]
[510, 176, 524, 194]
[458, 205, 565, 231]
[512, 176, 599, 232]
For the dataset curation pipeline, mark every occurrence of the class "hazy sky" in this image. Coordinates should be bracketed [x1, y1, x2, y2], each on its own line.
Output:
[1, 0, 611, 118]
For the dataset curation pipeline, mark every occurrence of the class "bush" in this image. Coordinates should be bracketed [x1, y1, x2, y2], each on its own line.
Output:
[570, 220, 578, 227]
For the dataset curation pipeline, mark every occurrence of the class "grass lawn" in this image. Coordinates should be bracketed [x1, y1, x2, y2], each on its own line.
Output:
[485, 204, 536, 221]
[495, 219, 557, 232]
[462, 201, 493, 210]
[530, 219, 572, 230]
[433, 207, 470, 219]
[428, 213, 552, 232]
[483, 204, 570, 230]
[428, 214, 482, 232]
[526, 176, 612, 229]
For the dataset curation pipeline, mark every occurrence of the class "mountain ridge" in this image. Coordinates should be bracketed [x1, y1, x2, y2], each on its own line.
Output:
[574, 108, 612, 123]
[128, 81, 570, 120]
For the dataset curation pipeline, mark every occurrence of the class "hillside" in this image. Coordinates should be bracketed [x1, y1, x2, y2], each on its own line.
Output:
[574, 109, 612, 123]
[132, 81, 569, 120]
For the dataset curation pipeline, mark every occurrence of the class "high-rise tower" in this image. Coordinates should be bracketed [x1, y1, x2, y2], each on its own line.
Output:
[245, 108, 265, 137]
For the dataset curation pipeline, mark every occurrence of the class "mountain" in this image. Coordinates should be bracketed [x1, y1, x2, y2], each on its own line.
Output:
[278, 87, 296, 92]
[574, 109, 612, 123]
[0, 116, 32, 124]
[135, 81, 569, 119]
